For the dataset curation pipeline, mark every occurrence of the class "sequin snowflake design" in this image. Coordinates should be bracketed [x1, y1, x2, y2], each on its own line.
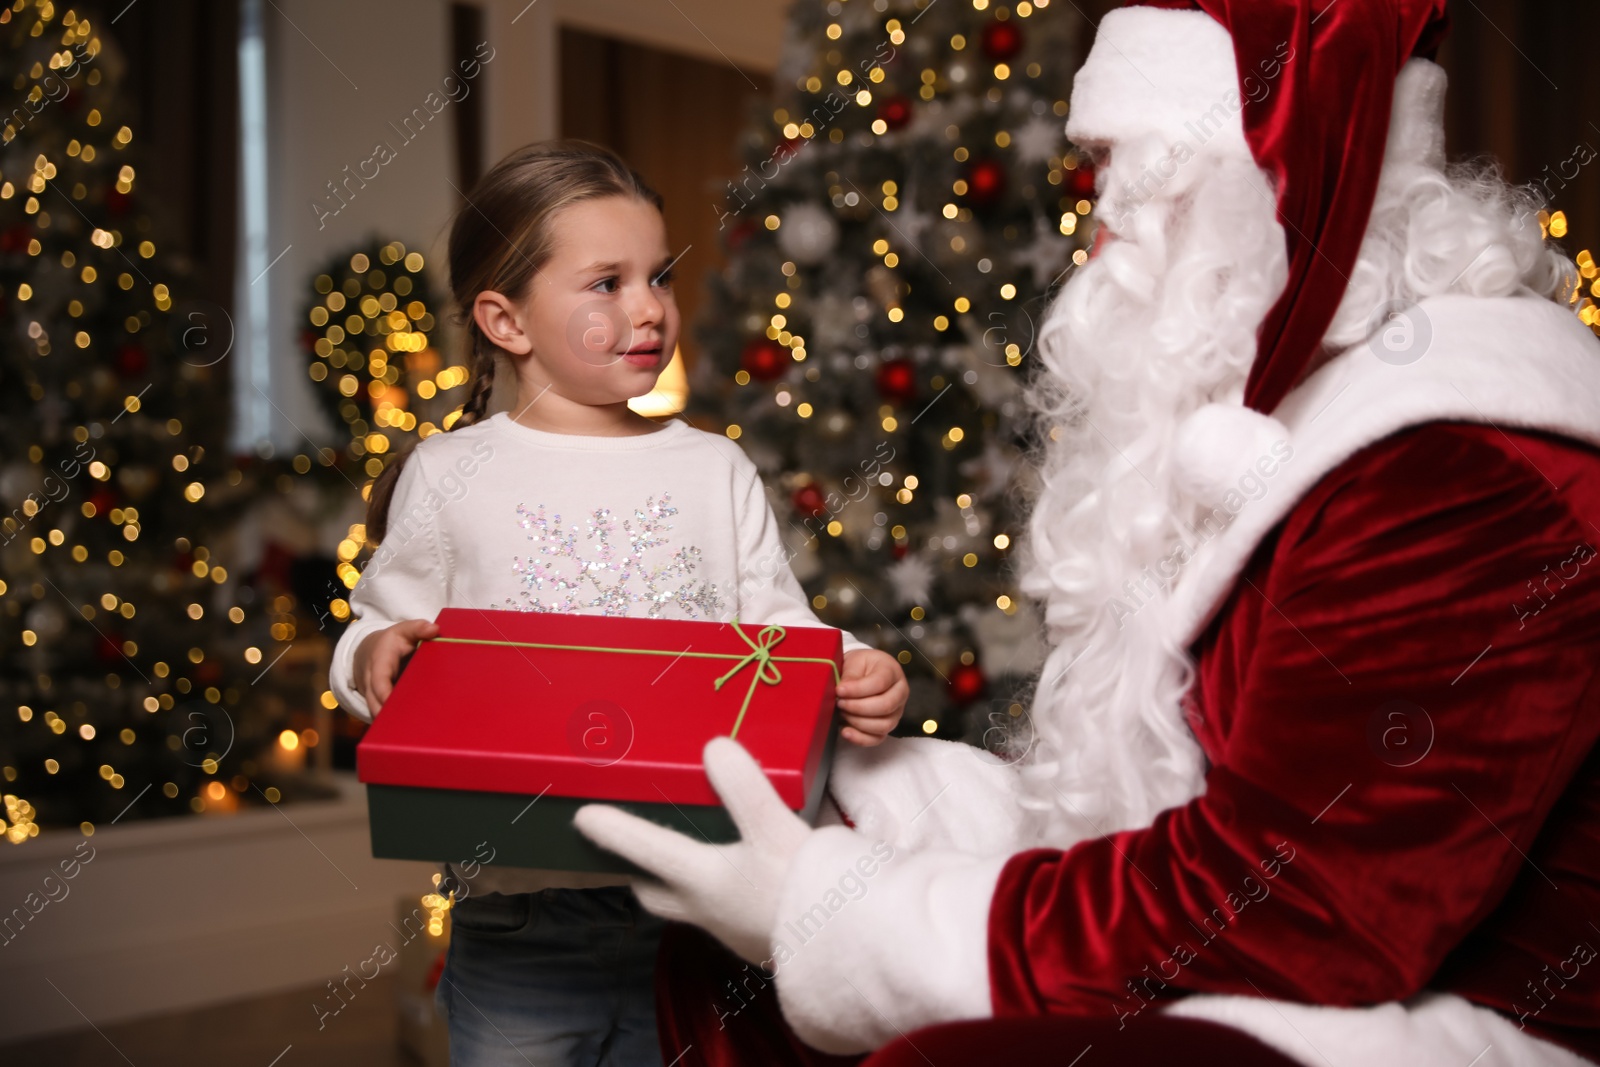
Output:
[507, 493, 725, 619]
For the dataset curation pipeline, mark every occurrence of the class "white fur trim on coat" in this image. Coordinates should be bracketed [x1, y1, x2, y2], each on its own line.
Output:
[1164, 991, 1592, 1067]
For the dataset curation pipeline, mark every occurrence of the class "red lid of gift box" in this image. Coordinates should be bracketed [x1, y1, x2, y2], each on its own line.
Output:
[355, 608, 842, 809]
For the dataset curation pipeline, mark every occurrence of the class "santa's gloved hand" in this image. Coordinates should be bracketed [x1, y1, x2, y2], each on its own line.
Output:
[573, 736, 807, 964]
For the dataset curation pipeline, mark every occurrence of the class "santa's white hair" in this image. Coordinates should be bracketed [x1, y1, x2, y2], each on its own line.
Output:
[1011, 107, 1576, 847]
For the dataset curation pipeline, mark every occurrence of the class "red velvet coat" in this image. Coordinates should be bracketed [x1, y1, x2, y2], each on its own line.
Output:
[989, 421, 1600, 1061]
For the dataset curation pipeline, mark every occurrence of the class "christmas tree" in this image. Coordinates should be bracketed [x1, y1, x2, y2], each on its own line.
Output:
[294, 239, 456, 735]
[1553, 209, 1599, 338]
[298, 240, 449, 469]
[0, 0, 296, 840]
[692, 0, 1088, 745]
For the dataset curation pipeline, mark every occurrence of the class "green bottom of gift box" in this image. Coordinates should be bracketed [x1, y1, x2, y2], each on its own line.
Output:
[366, 732, 837, 875]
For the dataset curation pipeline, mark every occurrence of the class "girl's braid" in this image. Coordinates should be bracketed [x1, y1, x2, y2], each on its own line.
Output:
[452, 325, 498, 430]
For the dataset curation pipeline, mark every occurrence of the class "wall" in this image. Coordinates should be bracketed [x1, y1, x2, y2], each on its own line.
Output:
[479, 0, 787, 161]
[248, 0, 461, 453]
[248, 0, 787, 454]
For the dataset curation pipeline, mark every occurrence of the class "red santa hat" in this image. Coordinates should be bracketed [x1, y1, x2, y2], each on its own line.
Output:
[1067, 0, 1451, 414]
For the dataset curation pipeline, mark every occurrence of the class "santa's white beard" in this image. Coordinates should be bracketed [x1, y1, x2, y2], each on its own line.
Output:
[1012, 135, 1288, 846]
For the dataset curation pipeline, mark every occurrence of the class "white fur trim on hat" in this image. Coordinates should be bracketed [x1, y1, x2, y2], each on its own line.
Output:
[1065, 7, 1251, 160]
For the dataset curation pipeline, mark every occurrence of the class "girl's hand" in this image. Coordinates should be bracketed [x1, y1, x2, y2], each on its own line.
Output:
[353, 619, 440, 715]
[835, 648, 908, 746]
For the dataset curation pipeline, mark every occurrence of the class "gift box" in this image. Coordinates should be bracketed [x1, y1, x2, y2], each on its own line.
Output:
[356, 608, 843, 874]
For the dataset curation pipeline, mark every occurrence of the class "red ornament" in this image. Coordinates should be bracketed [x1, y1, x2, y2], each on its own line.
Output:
[964, 157, 1007, 208]
[948, 662, 988, 706]
[875, 358, 917, 404]
[95, 630, 126, 666]
[104, 189, 131, 216]
[726, 219, 759, 251]
[257, 541, 296, 590]
[890, 542, 909, 560]
[773, 137, 803, 164]
[115, 341, 148, 376]
[981, 20, 1024, 62]
[878, 95, 913, 131]
[0, 224, 31, 252]
[299, 327, 319, 353]
[741, 338, 788, 382]
[792, 483, 827, 517]
[89, 488, 116, 514]
[1069, 161, 1097, 198]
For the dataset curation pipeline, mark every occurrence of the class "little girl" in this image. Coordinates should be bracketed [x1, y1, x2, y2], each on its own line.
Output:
[328, 141, 908, 1067]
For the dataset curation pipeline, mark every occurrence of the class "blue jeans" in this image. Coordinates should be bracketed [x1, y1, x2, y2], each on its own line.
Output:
[435, 885, 665, 1067]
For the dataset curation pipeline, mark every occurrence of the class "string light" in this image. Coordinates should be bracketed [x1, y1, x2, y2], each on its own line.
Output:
[1, 0, 298, 838]
[2, 795, 39, 844]
[1576, 249, 1599, 335]
[422, 881, 455, 937]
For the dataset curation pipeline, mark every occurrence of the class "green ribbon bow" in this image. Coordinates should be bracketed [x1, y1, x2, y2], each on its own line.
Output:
[713, 621, 795, 738]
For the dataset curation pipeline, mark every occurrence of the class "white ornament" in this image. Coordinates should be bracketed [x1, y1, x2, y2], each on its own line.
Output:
[903, 97, 947, 141]
[1013, 216, 1073, 289]
[25, 601, 68, 642]
[958, 439, 1018, 502]
[778, 202, 840, 266]
[886, 552, 936, 608]
[893, 201, 935, 254]
[930, 497, 984, 543]
[0, 462, 44, 505]
[810, 291, 859, 350]
[953, 343, 1023, 408]
[959, 600, 1048, 677]
[1012, 114, 1064, 165]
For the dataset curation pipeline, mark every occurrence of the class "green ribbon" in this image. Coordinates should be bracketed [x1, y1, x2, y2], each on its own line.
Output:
[427, 617, 840, 739]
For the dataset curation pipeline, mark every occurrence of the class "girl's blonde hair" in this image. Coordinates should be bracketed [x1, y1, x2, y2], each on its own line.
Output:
[366, 140, 662, 541]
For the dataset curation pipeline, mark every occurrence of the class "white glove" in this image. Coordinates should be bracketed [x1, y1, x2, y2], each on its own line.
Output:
[573, 736, 807, 964]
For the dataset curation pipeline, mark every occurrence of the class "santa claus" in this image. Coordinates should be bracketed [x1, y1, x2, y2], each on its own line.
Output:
[578, 1, 1600, 1064]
